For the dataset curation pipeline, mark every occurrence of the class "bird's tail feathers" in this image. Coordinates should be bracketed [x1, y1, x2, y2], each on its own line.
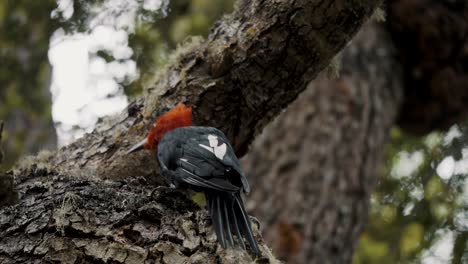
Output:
[206, 192, 261, 256]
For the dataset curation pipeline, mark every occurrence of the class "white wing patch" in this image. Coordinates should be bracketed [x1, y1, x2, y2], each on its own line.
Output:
[199, 134, 227, 160]
[208, 135, 218, 147]
[214, 143, 227, 160]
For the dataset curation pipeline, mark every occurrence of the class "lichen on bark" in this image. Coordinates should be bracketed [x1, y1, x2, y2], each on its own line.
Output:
[0, 165, 276, 263]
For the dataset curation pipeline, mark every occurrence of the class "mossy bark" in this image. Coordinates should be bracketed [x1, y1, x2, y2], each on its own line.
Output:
[0, 166, 274, 263]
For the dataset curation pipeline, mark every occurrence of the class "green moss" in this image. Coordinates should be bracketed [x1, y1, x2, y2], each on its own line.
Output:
[36, 149, 54, 163]
[371, 7, 386, 23]
[325, 54, 342, 79]
[55, 192, 80, 235]
[191, 192, 206, 207]
[142, 35, 205, 115]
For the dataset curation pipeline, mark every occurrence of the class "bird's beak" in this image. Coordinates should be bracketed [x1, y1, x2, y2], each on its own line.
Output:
[126, 138, 147, 154]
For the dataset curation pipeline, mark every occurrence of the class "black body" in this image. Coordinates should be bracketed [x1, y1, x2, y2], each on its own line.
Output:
[157, 126, 260, 255]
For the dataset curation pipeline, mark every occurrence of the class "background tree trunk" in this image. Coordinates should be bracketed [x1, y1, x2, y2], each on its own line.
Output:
[0, 0, 381, 263]
[242, 21, 403, 263]
[242, 1, 468, 263]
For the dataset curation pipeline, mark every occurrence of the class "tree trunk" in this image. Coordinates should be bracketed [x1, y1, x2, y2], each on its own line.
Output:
[242, 1, 468, 262]
[0, 0, 381, 263]
[242, 21, 403, 263]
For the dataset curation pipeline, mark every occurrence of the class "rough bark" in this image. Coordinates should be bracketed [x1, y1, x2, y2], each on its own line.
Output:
[242, 21, 403, 263]
[0, 171, 16, 208]
[0, 166, 274, 263]
[0, 0, 381, 263]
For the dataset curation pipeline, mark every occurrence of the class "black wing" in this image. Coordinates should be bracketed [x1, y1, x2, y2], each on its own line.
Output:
[157, 126, 250, 193]
[157, 127, 260, 255]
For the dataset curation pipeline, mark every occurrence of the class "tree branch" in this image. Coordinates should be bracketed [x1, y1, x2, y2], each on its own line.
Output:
[49, 0, 380, 182]
[0, 166, 274, 263]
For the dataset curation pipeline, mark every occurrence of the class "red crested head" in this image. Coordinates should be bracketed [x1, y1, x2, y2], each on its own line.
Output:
[126, 103, 192, 154]
[144, 103, 192, 151]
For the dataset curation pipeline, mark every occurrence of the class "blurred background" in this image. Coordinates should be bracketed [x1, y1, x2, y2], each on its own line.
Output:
[0, 0, 466, 263]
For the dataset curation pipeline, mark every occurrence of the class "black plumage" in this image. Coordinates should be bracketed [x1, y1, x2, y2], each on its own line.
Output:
[157, 126, 260, 255]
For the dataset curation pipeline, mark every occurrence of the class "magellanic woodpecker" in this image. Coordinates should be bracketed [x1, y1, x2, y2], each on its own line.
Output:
[127, 103, 261, 255]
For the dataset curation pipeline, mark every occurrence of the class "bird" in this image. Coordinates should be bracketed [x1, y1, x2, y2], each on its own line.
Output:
[127, 103, 261, 255]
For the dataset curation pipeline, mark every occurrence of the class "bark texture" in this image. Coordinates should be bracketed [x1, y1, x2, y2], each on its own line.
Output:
[0, 166, 273, 263]
[0, 0, 382, 263]
[242, 21, 403, 263]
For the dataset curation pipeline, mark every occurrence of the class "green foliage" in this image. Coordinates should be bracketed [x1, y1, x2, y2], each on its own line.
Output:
[354, 126, 468, 263]
[0, 0, 58, 170]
